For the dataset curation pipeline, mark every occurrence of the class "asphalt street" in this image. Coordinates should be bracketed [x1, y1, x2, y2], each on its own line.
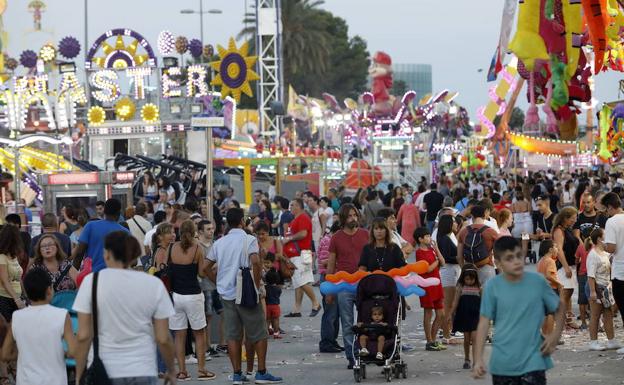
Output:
[182, 268, 624, 385]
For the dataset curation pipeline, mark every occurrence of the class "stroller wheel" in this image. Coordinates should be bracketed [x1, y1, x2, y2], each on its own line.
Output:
[384, 368, 392, 382]
[354, 368, 362, 383]
[402, 365, 407, 379]
[361, 365, 367, 379]
[393, 366, 400, 379]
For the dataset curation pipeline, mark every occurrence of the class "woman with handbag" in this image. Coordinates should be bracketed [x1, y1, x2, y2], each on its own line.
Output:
[150, 223, 176, 274]
[73, 231, 177, 385]
[256, 223, 293, 281]
[30, 235, 78, 292]
[168, 220, 215, 381]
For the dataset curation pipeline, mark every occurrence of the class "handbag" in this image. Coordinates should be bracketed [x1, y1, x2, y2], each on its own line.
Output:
[79, 272, 111, 385]
[283, 238, 301, 258]
[153, 244, 173, 293]
[235, 236, 258, 308]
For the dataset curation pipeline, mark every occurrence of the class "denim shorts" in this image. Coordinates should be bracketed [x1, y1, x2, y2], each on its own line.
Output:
[492, 370, 546, 385]
[110, 377, 158, 385]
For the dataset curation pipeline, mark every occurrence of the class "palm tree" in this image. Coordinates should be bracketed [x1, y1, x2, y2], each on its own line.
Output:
[239, 0, 332, 81]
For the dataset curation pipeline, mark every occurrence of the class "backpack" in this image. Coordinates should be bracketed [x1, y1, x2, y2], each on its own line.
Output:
[463, 225, 490, 264]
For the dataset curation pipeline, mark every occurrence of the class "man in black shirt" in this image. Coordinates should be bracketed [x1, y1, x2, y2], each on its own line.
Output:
[573, 194, 607, 241]
[423, 183, 444, 232]
[528, 195, 554, 264]
[534, 196, 555, 235]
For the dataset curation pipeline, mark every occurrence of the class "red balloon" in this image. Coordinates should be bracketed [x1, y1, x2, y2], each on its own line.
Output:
[469, 166, 476, 172]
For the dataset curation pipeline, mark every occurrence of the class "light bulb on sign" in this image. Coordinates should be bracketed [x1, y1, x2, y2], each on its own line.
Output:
[39, 45, 56, 62]
[186, 65, 208, 98]
[59, 72, 87, 105]
[126, 67, 152, 100]
[162, 67, 182, 98]
[90, 70, 120, 103]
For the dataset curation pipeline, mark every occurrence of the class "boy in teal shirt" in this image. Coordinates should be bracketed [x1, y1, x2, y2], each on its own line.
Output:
[473, 236, 565, 385]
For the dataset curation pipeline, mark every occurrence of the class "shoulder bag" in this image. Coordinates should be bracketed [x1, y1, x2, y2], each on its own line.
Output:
[79, 272, 111, 385]
[235, 235, 259, 308]
[154, 244, 173, 293]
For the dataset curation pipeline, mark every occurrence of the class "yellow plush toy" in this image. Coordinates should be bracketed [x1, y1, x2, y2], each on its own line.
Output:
[508, 0, 549, 71]
[562, 0, 583, 78]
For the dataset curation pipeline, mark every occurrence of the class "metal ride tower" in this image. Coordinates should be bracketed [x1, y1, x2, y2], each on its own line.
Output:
[255, 0, 283, 138]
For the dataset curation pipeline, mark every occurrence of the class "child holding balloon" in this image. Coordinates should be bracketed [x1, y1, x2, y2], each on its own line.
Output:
[414, 227, 446, 352]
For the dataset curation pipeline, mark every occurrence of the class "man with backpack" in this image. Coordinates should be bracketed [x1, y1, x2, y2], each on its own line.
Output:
[457, 205, 499, 285]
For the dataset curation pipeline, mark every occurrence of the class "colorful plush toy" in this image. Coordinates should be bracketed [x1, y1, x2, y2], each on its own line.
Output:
[582, 0, 608, 73]
[550, 55, 569, 109]
[369, 51, 393, 116]
[563, 0, 583, 78]
[598, 104, 613, 161]
[508, 0, 550, 71]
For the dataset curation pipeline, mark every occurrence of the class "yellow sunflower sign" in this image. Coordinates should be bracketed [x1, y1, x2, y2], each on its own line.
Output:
[210, 38, 259, 102]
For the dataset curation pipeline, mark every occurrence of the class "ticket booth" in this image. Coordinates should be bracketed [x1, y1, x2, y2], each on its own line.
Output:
[38, 171, 135, 216]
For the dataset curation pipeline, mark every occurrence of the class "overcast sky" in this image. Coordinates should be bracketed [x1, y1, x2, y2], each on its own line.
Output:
[3, 0, 622, 118]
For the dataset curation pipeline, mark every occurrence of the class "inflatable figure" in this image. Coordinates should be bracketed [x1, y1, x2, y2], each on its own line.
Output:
[369, 51, 394, 116]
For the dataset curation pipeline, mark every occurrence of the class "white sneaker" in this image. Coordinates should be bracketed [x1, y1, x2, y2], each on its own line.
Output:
[617, 347, 624, 354]
[606, 340, 622, 350]
[185, 355, 198, 364]
[589, 341, 606, 351]
[359, 348, 369, 356]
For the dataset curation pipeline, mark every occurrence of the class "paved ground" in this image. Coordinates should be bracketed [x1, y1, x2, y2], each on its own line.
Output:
[182, 268, 624, 385]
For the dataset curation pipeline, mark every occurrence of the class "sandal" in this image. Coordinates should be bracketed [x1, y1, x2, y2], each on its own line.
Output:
[197, 369, 217, 380]
[177, 371, 191, 381]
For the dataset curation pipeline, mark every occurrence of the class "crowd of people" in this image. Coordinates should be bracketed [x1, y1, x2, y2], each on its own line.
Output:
[0, 168, 623, 384]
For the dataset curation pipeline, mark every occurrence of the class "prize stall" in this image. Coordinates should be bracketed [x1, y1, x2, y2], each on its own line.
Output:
[38, 171, 134, 216]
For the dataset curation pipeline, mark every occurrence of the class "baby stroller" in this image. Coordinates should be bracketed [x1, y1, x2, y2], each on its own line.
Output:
[352, 274, 406, 382]
[51, 290, 78, 385]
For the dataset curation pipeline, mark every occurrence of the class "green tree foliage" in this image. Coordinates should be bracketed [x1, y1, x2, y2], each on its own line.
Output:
[239, 0, 370, 103]
[391, 80, 408, 98]
[493, 107, 525, 130]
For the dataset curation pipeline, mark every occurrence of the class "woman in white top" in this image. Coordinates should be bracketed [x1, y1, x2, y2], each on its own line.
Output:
[319, 197, 334, 234]
[73, 231, 176, 384]
[562, 180, 575, 207]
[585, 229, 621, 351]
[142, 171, 158, 202]
[511, 189, 533, 262]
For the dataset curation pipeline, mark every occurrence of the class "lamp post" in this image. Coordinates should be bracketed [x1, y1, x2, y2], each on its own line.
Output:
[180, 4, 223, 45]
[181, 4, 222, 221]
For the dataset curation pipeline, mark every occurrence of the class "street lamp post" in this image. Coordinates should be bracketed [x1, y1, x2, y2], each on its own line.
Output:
[180, 4, 222, 219]
[180, 5, 223, 46]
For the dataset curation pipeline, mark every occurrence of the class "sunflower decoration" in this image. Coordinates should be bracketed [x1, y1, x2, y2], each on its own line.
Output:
[210, 38, 259, 102]
[141, 103, 159, 124]
[88, 106, 106, 126]
[115, 97, 136, 121]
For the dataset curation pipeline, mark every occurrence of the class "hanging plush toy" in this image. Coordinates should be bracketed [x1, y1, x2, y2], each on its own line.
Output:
[509, 0, 550, 71]
[582, 0, 608, 73]
[598, 104, 613, 161]
[550, 55, 569, 109]
[562, 0, 583, 78]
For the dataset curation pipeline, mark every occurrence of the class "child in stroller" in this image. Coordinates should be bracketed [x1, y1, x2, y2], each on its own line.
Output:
[352, 274, 406, 382]
[357, 306, 388, 360]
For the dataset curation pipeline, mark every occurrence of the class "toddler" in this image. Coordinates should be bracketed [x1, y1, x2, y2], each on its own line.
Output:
[263, 256, 283, 339]
[357, 306, 388, 360]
